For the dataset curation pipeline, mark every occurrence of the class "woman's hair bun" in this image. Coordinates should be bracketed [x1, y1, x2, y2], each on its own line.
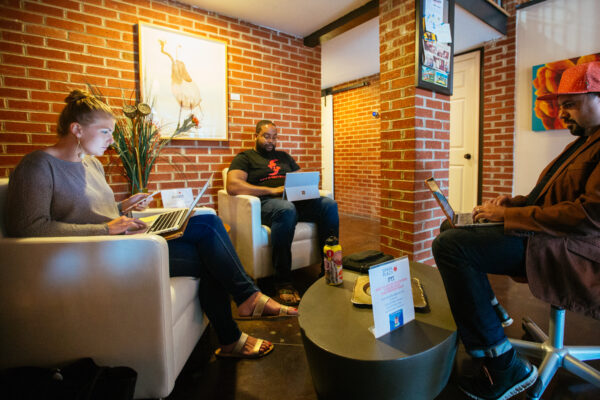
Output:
[56, 89, 114, 137]
[65, 89, 90, 104]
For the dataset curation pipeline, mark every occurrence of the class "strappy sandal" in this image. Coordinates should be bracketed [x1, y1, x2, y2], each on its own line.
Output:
[214, 332, 274, 359]
[236, 293, 296, 320]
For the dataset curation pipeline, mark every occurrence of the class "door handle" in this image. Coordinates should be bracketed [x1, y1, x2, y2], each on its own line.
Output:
[464, 153, 472, 160]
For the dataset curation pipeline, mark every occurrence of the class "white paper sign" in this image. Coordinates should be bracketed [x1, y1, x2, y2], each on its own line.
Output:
[437, 23, 452, 44]
[424, 0, 444, 35]
[160, 188, 194, 208]
[368, 256, 415, 338]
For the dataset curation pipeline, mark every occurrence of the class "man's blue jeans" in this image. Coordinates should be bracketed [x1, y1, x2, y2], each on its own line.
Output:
[260, 196, 339, 284]
[167, 214, 258, 345]
[432, 224, 527, 358]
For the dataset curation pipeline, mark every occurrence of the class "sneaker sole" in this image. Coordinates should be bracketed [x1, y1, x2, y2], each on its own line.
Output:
[460, 366, 538, 400]
[501, 317, 514, 328]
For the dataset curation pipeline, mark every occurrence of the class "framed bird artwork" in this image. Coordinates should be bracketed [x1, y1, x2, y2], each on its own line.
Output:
[138, 22, 228, 140]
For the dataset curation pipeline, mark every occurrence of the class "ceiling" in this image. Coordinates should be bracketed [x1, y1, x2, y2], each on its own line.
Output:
[180, 0, 504, 89]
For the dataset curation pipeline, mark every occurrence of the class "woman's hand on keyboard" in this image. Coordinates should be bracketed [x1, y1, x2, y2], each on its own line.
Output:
[107, 216, 148, 235]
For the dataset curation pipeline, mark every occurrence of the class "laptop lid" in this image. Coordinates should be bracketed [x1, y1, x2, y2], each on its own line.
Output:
[283, 171, 320, 201]
[425, 177, 456, 223]
[145, 173, 213, 236]
[425, 177, 503, 228]
[182, 173, 213, 220]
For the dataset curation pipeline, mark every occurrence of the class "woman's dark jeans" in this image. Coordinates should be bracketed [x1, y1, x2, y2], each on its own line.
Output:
[168, 213, 258, 345]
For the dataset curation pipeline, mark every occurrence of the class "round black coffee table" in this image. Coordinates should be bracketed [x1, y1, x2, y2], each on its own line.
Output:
[299, 262, 457, 400]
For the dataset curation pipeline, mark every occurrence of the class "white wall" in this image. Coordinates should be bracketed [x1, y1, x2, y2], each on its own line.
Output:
[321, 95, 334, 196]
[515, 0, 599, 194]
[321, 17, 379, 89]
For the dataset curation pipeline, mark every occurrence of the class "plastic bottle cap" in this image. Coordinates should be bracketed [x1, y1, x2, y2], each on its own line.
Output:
[325, 236, 339, 246]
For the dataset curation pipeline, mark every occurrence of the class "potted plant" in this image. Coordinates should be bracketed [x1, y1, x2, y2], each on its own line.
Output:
[112, 102, 199, 194]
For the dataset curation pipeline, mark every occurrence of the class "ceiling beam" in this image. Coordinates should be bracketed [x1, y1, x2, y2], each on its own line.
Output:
[456, 0, 508, 35]
[303, 0, 378, 47]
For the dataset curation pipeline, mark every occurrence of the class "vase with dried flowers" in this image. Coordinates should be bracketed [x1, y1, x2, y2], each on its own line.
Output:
[111, 102, 199, 194]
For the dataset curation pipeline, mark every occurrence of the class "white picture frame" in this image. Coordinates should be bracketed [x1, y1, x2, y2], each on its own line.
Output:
[138, 22, 228, 140]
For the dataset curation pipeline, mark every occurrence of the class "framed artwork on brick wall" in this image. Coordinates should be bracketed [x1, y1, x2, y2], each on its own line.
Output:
[532, 53, 600, 131]
[138, 22, 228, 140]
[415, 0, 455, 95]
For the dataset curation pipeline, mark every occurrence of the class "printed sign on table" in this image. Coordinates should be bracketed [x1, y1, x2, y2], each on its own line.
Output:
[368, 256, 415, 338]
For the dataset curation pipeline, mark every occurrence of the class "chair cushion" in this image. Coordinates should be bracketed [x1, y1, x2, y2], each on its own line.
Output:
[170, 277, 200, 324]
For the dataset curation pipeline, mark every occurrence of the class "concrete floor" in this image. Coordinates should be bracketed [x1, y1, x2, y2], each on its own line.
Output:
[164, 214, 600, 400]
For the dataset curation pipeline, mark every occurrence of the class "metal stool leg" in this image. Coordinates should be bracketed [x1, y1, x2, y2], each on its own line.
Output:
[509, 305, 600, 399]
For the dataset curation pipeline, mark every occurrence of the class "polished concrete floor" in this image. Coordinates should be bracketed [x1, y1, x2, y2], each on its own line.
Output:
[165, 214, 600, 400]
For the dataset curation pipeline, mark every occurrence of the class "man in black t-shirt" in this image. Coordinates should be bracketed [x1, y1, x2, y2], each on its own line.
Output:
[227, 120, 339, 305]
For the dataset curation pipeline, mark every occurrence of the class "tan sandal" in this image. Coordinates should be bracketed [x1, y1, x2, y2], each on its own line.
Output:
[214, 332, 274, 359]
[236, 293, 296, 320]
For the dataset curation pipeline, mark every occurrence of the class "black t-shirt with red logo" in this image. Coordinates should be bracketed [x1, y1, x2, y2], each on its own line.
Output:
[229, 149, 300, 188]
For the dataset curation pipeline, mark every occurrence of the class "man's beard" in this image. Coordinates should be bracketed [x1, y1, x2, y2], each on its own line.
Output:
[256, 142, 275, 155]
[566, 120, 586, 136]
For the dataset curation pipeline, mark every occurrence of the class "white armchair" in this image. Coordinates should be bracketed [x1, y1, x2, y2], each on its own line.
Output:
[218, 168, 332, 279]
[0, 178, 210, 399]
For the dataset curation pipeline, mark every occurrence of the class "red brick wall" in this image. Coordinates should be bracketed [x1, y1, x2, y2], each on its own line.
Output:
[379, 0, 449, 265]
[480, 0, 523, 201]
[332, 74, 381, 220]
[0, 0, 321, 207]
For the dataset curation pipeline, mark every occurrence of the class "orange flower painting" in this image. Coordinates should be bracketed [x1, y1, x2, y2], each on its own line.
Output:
[532, 53, 600, 131]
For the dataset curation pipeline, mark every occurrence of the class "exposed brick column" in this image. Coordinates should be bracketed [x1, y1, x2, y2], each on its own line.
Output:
[481, 0, 522, 201]
[379, 0, 450, 264]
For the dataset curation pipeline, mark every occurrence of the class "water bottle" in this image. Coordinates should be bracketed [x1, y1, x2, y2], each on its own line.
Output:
[323, 236, 343, 285]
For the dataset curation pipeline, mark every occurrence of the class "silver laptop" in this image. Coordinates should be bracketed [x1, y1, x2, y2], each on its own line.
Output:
[425, 177, 502, 228]
[146, 174, 213, 235]
[283, 171, 320, 201]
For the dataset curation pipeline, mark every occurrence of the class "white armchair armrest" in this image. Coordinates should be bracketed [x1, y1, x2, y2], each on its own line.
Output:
[0, 235, 175, 398]
[218, 190, 264, 278]
[217, 189, 332, 279]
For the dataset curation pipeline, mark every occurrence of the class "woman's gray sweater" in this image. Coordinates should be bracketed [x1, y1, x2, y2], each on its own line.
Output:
[6, 150, 120, 237]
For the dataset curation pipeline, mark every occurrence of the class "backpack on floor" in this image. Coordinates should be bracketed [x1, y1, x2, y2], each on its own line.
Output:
[0, 358, 137, 400]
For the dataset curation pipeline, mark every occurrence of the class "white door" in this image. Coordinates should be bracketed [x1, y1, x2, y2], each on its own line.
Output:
[449, 51, 480, 212]
[321, 94, 334, 197]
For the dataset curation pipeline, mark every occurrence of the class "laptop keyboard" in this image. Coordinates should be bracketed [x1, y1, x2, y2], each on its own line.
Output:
[147, 209, 187, 234]
[456, 213, 474, 225]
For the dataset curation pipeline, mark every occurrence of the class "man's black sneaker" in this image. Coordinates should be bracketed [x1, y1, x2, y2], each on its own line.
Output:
[459, 353, 538, 400]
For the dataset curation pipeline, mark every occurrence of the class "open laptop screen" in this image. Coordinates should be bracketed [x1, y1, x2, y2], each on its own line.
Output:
[425, 177, 455, 222]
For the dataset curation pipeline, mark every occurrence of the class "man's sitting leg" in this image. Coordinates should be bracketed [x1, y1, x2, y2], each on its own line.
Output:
[432, 226, 537, 400]
[295, 196, 340, 275]
[260, 197, 300, 305]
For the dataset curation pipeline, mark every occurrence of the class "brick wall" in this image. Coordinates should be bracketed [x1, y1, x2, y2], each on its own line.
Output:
[0, 0, 321, 207]
[379, 0, 449, 265]
[480, 0, 524, 201]
[332, 74, 381, 220]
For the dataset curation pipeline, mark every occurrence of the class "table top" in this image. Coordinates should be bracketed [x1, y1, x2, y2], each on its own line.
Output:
[298, 261, 457, 362]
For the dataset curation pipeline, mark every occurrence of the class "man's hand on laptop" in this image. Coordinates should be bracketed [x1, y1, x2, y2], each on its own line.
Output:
[488, 194, 527, 208]
[472, 202, 506, 223]
[268, 186, 285, 196]
[489, 194, 512, 207]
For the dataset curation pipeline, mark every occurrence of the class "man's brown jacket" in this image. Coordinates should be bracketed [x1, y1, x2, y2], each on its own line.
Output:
[505, 127, 600, 319]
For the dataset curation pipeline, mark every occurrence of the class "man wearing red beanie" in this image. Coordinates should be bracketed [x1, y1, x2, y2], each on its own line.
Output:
[432, 61, 600, 400]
